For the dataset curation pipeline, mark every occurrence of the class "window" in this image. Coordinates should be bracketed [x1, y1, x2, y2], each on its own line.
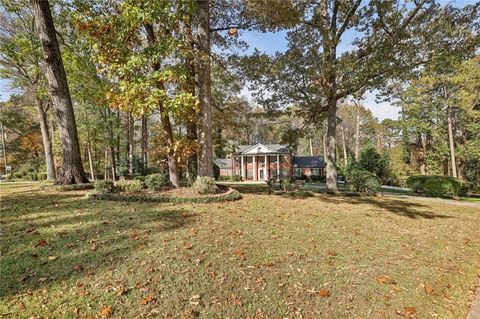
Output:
[295, 168, 302, 177]
[311, 169, 320, 176]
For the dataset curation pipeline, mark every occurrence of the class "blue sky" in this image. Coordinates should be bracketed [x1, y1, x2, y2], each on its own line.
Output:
[1, 0, 476, 121]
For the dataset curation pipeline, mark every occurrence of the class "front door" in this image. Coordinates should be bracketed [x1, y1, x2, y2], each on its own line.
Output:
[259, 169, 264, 180]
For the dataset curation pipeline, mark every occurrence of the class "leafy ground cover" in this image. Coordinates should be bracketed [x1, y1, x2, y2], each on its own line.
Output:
[1, 182, 479, 318]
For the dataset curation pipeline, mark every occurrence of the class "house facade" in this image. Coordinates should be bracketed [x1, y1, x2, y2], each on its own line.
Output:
[215, 143, 325, 181]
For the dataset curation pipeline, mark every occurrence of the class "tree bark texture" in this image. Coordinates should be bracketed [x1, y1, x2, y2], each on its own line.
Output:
[341, 126, 348, 167]
[32, 0, 88, 184]
[35, 97, 56, 180]
[196, 0, 213, 177]
[447, 107, 457, 178]
[141, 113, 148, 172]
[354, 101, 361, 162]
[326, 97, 338, 192]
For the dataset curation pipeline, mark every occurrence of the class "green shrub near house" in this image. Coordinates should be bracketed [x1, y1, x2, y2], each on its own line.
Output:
[406, 175, 467, 198]
[193, 176, 218, 194]
[37, 172, 48, 181]
[345, 168, 381, 194]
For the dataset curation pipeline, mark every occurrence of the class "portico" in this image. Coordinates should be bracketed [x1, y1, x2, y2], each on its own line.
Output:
[233, 143, 291, 181]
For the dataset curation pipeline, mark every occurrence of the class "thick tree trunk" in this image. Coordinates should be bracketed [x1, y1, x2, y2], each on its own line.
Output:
[110, 145, 116, 181]
[447, 107, 457, 178]
[309, 137, 314, 156]
[104, 148, 109, 180]
[141, 113, 148, 172]
[323, 131, 327, 157]
[126, 112, 134, 176]
[196, 0, 213, 177]
[326, 97, 338, 192]
[35, 97, 56, 180]
[418, 135, 426, 175]
[32, 0, 88, 184]
[354, 101, 361, 162]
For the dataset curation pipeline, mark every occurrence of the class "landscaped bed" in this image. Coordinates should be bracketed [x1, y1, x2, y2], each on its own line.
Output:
[1, 182, 479, 318]
[87, 185, 242, 203]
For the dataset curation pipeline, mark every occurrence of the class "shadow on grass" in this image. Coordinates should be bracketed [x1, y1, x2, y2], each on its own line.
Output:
[0, 190, 196, 298]
[318, 194, 454, 219]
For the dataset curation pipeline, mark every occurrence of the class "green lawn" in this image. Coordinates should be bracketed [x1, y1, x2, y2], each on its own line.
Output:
[1, 182, 479, 318]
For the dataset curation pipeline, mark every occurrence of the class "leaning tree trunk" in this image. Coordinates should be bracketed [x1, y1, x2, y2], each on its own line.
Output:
[340, 126, 348, 167]
[35, 97, 56, 180]
[447, 107, 457, 179]
[196, 0, 213, 177]
[326, 96, 338, 192]
[32, 0, 88, 184]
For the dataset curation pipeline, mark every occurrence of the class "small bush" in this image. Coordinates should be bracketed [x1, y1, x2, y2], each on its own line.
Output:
[193, 176, 218, 194]
[25, 172, 38, 181]
[144, 173, 170, 191]
[217, 175, 242, 182]
[37, 172, 48, 181]
[115, 179, 144, 193]
[13, 172, 24, 179]
[94, 180, 114, 193]
[346, 168, 380, 194]
[406, 175, 465, 198]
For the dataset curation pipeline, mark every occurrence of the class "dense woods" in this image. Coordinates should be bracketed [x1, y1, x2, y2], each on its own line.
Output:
[0, 0, 479, 190]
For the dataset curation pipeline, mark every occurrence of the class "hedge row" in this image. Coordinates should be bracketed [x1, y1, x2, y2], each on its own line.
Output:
[406, 175, 468, 197]
[40, 183, 94, 191]
[86, 188, 242, 203]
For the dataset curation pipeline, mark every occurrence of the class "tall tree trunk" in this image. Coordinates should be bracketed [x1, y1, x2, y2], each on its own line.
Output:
[87, 141, 95, 181]
[196, 0, 213, 177]
[0, 119, 7, 175]
[326, 96, 338, 192]
[340, 126, 348, 167]
[181, 16, 198, 180]
[35, 97, 56, 180]
[309, 137, 314, 156]
[354, 101, 361, 162]
[447, 107, 457, 178]
[104, 148, 109, 180]
[144, 23, 179, 187]
[322, 131, 327, 157]
[110, 145, 116, 181]
[417, 135, 426, 175]
[32, 0, 88, 184]
[127, 112, 134, 176]
[141, 113, 148, 172]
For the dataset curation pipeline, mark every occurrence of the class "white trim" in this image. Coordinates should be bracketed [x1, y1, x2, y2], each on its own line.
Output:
[241, 143, 279, 155]
[276, 154, 280, 178]
[240, 156, 244, 179]
[253, 156, 257, 181]
[264, 155, 268, 180]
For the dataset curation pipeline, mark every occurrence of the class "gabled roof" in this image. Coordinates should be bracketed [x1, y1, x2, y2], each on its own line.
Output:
[214, 158, 232, 169]
[292, 156, 325, 168]
[237, 143, 289, 154]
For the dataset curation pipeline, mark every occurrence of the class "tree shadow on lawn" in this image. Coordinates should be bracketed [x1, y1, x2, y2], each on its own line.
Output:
[318, 194, 454, 219]
[0, 190, 197, 299]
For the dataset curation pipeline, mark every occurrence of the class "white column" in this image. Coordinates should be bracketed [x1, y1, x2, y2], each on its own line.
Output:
[253, 156, 257, 181]
[264, 155, 268, 180]
[240, 156, 244, 179]
[276, 154, 280, 178]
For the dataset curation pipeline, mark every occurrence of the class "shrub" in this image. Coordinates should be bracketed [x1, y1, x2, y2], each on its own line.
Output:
[25, 172, 38, 181]
[406, 175, 465, 197]
[13, 172, 24, 179]
[346, 168, 380, 194]
[144, 173, 170, 191]
[94, 180, 114, 193]
[37, 172, 48, 181]
[115, 179, 144, 193]
[217, 175, 242, 182]
[193, 176, 218, 194]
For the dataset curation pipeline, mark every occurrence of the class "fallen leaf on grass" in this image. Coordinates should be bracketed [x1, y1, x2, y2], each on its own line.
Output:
[73, 264, 83, 272]
[404, 306, 417, 316]
[319, 289, 330, 297]
[189, 294, 200, 305]
[235, 248, 246, 260]
[424, 285, 433, 295]
[233, 296, 241, 306]
[35, 239, 47, 248]
[376, 275, 396, 284]
[90, 244, 97, 251]
[100, 305, 113, 317]
[38, 277, 48, 283]
[48, 256, 58, 260]
[140, 294, 155, 305]
[183, 244, 193, 250]
[116, 287, 129, 296]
